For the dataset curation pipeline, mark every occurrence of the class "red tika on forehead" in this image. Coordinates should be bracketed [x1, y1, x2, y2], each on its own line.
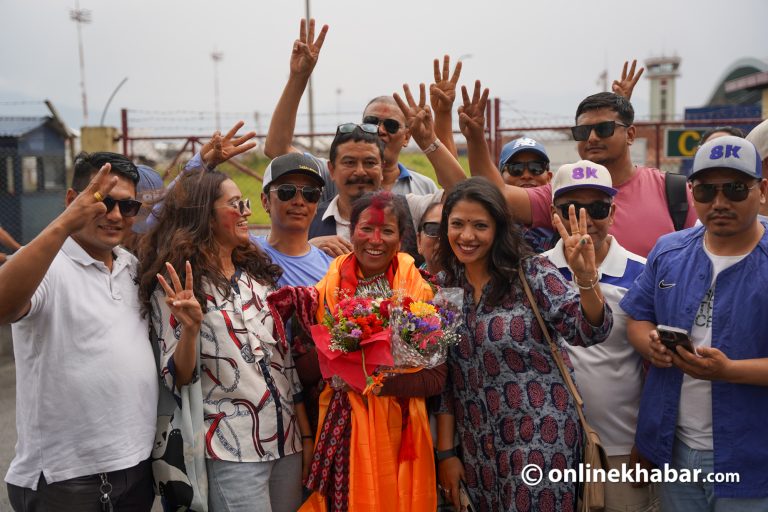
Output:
[365, 192, 395, 225]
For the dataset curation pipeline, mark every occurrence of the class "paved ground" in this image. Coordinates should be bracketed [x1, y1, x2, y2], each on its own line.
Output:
[0, 354, 17, 510]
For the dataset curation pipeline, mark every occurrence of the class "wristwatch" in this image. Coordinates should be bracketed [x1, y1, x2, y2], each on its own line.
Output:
[423, 139, 441, 155]
[435, 447, 458, 461]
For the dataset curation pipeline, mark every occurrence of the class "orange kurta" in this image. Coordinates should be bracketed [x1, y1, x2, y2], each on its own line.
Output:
[301, 253, 437, 512]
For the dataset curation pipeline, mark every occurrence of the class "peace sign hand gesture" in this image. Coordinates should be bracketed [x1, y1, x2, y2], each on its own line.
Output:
[59, 162, 118, 235]
[157, 261, 203, 330]
[552, 205, 599, 284]
[430, 55, 462, 114]
[458, 80, 489, 142]
[393, 83, 436, 150]
[612, 59, 644, 101]
[290, 18, 328, 78]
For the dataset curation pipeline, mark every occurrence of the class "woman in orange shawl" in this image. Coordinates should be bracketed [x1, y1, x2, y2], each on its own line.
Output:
[269, 191, 444, 511]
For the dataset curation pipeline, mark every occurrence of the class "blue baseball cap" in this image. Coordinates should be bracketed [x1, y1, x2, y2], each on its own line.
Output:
[498, 137, 549, 169]
[690, 136, 762, 181]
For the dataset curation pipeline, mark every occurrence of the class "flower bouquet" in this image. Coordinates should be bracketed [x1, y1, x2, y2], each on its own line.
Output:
[310, 295, 393, 393]
[389, 287, 463, 369]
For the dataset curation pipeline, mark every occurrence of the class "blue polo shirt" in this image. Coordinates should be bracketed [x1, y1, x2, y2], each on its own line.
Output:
[620, 223, 768, 498]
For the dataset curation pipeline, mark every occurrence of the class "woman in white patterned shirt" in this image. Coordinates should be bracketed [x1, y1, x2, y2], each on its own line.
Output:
[139, 169, 313, 512]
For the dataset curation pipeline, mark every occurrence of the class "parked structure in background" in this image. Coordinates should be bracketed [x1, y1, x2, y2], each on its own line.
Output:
[0, 101, 76, 243]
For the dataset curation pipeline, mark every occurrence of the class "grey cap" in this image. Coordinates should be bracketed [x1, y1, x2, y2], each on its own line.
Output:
[690, 136, 762, 181]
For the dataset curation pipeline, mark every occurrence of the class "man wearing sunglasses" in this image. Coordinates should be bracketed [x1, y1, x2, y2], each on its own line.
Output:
[498, 137, 556, 253]
[0, 152, 158, 510]
[543, 161, 655, 511]
[621, 136, 768, 510]
[264, 18, 437, 201]
[455, 88, 697, 258]
[257, 152, 333, 287]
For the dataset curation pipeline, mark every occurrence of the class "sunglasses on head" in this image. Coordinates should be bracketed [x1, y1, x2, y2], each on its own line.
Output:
[570, 121, 629, 142]
[420, 221, 440, 238]
[270, 184, 322, 203]
[215, 198, 251, 215]
[336, 123, 378, 135]
[501, 161, 548, 177]
[362, 116, 402, 134]
[102, 196, 142, 217]
[691, 182, 758, 203]
[556, 201, 612, 220]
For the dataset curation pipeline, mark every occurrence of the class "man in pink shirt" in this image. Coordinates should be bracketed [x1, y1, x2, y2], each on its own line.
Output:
[452, 87, 697, 257]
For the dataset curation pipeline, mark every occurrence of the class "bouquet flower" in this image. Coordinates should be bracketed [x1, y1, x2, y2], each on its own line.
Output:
[390, 287, 463, 368]
[310, 295, 393, 393]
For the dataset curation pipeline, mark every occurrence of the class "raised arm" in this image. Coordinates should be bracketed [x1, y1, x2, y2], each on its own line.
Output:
[264, 18, 328, 158]
[459, 80, 533, 223]
[611, 59, 644, 101]
[393, 83, 466, 190]
[430, 55, 462, 158]
[0, 164, 117, 324]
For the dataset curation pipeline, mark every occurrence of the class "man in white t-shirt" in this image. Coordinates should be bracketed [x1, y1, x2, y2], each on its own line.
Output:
[0, 152, 159, 511]
[542, 160, 655, 511]
[621, 136, 768, 510]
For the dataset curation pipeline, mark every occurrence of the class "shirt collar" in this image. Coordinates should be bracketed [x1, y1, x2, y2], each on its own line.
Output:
[397, 162, 412, 181]
[61, 237, 135, 275]
[321, 195, 350, 225]
[547, 235, 628, 278]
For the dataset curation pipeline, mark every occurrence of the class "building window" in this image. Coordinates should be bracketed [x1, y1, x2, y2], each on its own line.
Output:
[4, 156, 13, 194]
[22, 156, 37, 192]
[42, 156, 66, 190]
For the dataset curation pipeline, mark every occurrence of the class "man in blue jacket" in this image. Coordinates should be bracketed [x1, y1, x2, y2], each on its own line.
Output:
[620, 135, 768, 510]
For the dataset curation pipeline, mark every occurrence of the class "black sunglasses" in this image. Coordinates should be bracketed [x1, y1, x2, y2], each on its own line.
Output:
[215, 198, 251, 215]
[362, 116, 402, 135]
[271, 184, 322, 203]
[556, 201, 612, 220]
[420, 221, 440, 238]
[501, 161, 548, 177]
[692, 182, 758, 203]
[102, 196, 142, 217]
[570, 121, 629, 142]
[336, 123, 378, 135]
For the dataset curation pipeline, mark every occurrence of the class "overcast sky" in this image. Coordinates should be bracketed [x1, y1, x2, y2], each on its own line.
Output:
[2, 0, 767, 136]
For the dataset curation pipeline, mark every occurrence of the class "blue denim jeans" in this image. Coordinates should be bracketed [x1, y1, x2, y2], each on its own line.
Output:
[659, 438, 768, 512]
[206, 453, 302, 512]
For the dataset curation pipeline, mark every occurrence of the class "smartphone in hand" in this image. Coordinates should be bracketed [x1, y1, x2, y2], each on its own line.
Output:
[458, 479, 477, 512]
[656, 325, 697, 355]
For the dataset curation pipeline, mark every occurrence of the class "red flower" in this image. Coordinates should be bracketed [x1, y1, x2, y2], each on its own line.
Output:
[402, 297, 414, 311]
[379, 300, 391, 319]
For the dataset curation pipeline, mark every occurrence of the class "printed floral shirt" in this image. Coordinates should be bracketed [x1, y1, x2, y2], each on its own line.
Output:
[151, 269, 303, 462]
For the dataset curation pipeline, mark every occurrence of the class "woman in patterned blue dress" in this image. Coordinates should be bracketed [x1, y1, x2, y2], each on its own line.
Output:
[434, 178, 612, 512]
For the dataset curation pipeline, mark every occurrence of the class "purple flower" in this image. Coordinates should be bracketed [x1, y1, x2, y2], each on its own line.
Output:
[350, 328, 363, 338]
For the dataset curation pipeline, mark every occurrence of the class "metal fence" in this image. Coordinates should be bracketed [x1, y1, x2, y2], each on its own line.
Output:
[0, 103, 762, 250]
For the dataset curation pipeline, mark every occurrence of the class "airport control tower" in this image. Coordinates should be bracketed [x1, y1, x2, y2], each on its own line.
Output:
[645, 56, 681, 121]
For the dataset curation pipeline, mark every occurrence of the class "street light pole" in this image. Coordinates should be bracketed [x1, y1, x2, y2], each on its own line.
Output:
[70, 0, 91, 125]
[305, 0, 315, 151]
[211, 50, 223, 131]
